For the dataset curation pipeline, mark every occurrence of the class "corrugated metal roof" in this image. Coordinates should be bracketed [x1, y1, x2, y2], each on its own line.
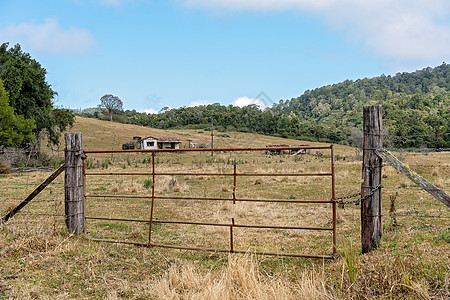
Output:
[266, 144, 290, 148]
[141, 136, 182, 142]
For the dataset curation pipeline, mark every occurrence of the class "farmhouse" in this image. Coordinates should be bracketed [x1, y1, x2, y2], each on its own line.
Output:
[138, 136, 182, 150]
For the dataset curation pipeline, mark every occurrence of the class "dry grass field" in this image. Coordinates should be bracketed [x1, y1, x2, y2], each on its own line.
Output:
[1, 117, 449, 299]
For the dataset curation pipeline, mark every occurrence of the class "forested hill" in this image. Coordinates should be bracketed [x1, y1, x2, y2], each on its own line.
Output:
[273, 63, 449, 123]
[271, 63, 450, 148]
[78, 63, 450, 149]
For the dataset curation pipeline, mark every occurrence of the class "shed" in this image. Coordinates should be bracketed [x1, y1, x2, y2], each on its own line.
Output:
[138, 136, 182, 150]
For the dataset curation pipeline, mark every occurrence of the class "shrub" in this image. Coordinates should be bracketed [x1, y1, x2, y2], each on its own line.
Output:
[0, 161, 10, 174]
[436, 229, 450, 243]
[85, 157, 94, 169]
[101, 159, 109, 169]
[143, 178, 153, 189]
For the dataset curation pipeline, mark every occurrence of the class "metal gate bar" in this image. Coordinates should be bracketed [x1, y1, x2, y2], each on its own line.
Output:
[85, 172, 332, 176]
[85, 216, 333, 231]
[90, 238, 334, 259]
[84, 145, 331, 154]
[84, 145, 336, 258]
[85, 194, 332, 204]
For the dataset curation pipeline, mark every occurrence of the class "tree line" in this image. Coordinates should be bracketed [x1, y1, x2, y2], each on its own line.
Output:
[77, 103, 347, 144]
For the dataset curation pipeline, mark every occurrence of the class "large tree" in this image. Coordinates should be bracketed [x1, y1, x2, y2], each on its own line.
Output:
[0, 79, 35, 148]
[0, 43, 74, 145]
[98, 94, 123, 121]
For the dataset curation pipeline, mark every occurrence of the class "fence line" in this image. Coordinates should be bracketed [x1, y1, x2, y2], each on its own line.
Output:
[0, 198, 63, 203]
[393, 212, 450, 219]
[16, 212, 81, 218]
[0, 183, 64, 187]
[383, 187, 450, 192]
[389, 132, 450, 138]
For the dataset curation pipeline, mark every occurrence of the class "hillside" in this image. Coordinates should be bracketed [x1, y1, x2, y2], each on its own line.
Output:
[76, 64, 450, 149]
[273, 63, 450, 148]
[70, 116, 332, 151]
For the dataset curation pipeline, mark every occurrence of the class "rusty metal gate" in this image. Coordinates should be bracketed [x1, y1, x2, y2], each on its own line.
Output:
[83, 145, 336, 259]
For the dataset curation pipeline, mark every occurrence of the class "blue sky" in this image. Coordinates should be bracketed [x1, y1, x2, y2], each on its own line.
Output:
[1, 0, 449, 113]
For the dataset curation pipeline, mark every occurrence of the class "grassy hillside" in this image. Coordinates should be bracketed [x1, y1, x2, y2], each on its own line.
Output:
[70, 116, 330, 150]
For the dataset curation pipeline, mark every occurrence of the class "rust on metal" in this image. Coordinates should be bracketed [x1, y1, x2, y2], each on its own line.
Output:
[233, 164, 237, 204]
[331, 145, 337, 255]
[84, 145, 332, 154]
[148, 151, 156, 245]
[85, 216, 332, 231]
[86, 216, 149, 223]
[91, 238, 334, 259]
[85, 194, 333, 204]
[85, 171, 332, 177]
[230, 218, 235, 252]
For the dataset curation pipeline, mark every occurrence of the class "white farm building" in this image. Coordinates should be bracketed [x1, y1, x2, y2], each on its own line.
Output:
[138, 136, 182, 150]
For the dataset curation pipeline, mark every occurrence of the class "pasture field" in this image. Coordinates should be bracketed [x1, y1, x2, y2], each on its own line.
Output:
[0, 117, 449, 299]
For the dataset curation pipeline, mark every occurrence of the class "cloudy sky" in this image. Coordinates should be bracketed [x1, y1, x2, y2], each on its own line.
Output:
[1, 0, 449, 113]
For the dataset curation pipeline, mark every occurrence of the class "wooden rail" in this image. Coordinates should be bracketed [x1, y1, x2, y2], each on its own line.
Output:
[376, 149, 450, 208]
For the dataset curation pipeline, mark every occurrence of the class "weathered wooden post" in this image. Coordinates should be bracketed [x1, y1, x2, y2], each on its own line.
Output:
[65, 132, 85, 234]
[361, 105, 383, 254]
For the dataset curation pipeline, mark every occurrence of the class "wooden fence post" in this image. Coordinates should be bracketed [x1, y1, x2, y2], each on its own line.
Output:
[65, 132, 85, 234]
[361, 105, 383, 254]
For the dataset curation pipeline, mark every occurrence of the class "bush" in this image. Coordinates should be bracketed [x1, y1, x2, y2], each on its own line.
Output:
[0, 161, 10, 174]
[197, 143, 209, 148]
[0, 146, 50, 168]
[436, 229, 450, 243]
[101, 159, 109, 169]
[143, 178, 153, 189]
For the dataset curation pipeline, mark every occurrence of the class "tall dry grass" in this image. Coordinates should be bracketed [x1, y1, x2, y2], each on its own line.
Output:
[149, 255, 335, 300]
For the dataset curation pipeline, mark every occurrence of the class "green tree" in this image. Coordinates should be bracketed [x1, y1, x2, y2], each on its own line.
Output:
[98, 94, 123, 121]
[0, 43, 74, 145]
[0, 79, 35, 148]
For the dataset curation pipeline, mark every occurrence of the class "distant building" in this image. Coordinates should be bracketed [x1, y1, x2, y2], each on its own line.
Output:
[265, 144, 310, 155]
[138, 136, 182, 150]
[122, 136, 142, 150]
[265, 144, 290, 155]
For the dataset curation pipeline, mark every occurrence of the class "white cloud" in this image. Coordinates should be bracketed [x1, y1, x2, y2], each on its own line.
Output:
[0, 19, 94, 55]
[187, 99, 210, 107]
[143, 108, 158, 114]
[232, 96, 267, 109]
[183, 0, 450, 61]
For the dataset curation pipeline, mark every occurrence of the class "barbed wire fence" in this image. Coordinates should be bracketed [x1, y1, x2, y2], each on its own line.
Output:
[334, 133, 450, 224]
[0, 152, 66, 231]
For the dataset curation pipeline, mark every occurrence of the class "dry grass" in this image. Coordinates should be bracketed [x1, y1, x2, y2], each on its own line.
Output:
[150, 255, 296, 300]
[1, 118, 449, 299]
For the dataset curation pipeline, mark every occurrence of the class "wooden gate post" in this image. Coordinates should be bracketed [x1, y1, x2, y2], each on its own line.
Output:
[65, 132, 85, 234]
[361, 105, 383, 254]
